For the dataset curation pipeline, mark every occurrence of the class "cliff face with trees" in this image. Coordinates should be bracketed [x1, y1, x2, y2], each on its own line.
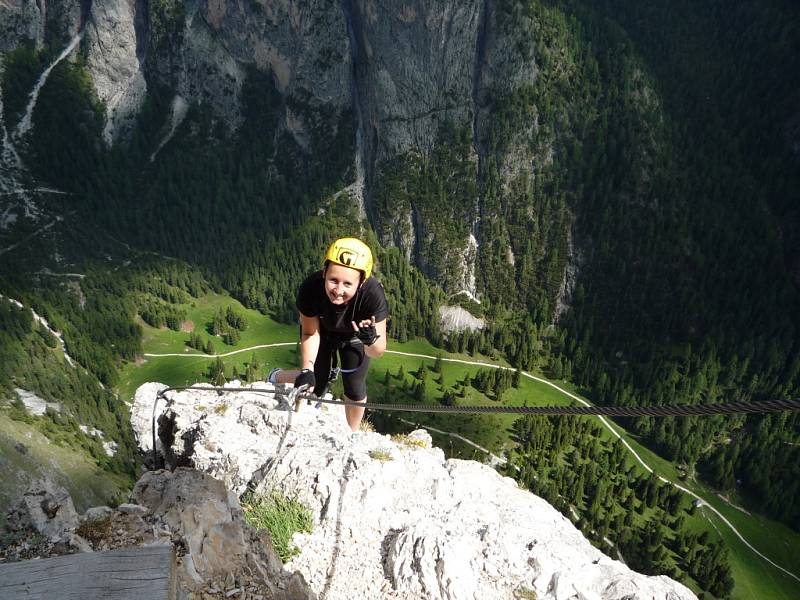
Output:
[1, 0, 799, 538]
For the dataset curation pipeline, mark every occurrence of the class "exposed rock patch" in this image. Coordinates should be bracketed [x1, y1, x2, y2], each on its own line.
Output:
[4, 477, 80, 542]
[14, 387, 62, 416]
[438, 305, 484, 333]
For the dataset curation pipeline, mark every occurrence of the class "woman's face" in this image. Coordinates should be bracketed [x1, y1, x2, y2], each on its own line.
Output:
[324, 263, 362, 305]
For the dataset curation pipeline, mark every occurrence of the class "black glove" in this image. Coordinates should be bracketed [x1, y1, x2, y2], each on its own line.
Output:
[294, 369, 316, 390]
[355, 323, 380, 346]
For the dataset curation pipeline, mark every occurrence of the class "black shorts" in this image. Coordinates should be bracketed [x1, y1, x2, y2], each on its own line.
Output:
[313, 336, 370, 401]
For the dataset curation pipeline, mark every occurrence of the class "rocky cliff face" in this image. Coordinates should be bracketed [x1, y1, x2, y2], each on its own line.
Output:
[131, 381, 697, 600]
[348, 0, 482, 162]
[0, 0, 84, 53]
[0, 0, 565, 306]
[148, 0, 354, 148]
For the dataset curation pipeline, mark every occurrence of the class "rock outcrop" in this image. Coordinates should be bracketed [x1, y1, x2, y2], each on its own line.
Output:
[131, 381, 697, 600]
[1, 471, 314, 600]
[5, 477, 80, 542]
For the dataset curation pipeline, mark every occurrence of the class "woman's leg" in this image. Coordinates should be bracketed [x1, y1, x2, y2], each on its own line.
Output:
[340, 341, 370, 431]
[312, 337, 333, 397]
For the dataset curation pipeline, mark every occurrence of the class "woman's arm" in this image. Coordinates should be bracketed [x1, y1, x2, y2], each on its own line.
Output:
[299, 312, 321, 369]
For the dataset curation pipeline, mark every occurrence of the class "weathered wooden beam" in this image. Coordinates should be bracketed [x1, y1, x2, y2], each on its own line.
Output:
[0, 545, 175, 600]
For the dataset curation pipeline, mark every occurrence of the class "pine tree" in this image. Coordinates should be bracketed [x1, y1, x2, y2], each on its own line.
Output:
[208, 357, 225, 385]
[212, 308, 226, 336]
[246, 362, 257, 382]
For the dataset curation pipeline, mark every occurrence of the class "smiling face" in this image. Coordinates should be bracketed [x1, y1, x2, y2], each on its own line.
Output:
[323, 262, 362, 305]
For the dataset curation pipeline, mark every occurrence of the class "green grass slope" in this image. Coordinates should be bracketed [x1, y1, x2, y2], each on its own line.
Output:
[117, 293, 298, 401]
[0, 415, 129, 528]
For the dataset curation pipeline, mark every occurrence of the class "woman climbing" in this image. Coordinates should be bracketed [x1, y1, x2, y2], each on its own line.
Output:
[269, 237, 389, 431]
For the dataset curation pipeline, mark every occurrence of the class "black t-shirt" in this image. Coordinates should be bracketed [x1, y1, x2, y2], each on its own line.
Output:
[296, 270, 389, 337]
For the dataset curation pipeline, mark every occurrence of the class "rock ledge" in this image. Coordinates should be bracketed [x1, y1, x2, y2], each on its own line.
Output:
[131, 381, 697, 600]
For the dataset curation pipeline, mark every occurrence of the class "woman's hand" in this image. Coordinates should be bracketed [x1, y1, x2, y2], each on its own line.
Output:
[352, 316, 380, 346]
[294, 369, 316, 390]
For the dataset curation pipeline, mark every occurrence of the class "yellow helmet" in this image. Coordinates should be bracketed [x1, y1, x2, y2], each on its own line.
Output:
[324, 237, 374, 279]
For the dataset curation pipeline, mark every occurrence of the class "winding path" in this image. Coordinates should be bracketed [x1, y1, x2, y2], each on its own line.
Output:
[144, 342, 295, 359]
[144, 344, 800, 583]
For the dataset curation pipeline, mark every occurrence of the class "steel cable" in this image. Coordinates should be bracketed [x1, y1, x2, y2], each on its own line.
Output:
[156, 386, 800, 417]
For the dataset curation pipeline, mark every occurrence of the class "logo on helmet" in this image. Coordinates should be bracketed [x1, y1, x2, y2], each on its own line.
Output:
[338, 250, 356, 266]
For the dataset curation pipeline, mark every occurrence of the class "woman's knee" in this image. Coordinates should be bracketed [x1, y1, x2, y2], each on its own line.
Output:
[343, 381, 367, 401]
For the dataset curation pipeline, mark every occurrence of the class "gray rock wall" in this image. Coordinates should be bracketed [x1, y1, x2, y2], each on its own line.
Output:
[0, 0, 46, 53]
[0, 0, 85, 52]
[84, 0, 147, 144]
[178, 0, 353, 141]
[348, 0, 482, 161]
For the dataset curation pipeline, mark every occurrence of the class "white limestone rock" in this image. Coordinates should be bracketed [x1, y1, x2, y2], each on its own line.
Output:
[84, 0, 147, 145]
[14, 387, 62, 416]
[130, 381, 169, 453]
[132, 382, 697, 600]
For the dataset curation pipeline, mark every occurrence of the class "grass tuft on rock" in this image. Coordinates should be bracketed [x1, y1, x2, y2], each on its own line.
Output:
[368, 449, 393, 462]
[75, 516, 113, 545]
[241, 491, 312, 562]
[391, 433, 428, 448]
